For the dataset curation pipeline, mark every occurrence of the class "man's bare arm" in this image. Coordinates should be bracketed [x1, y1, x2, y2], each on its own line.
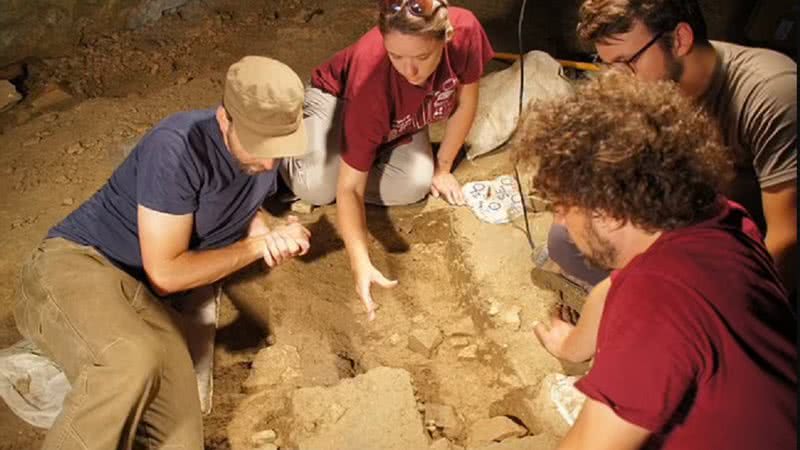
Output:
[762, 180, 797, 292]
[558, 398, 651, 450]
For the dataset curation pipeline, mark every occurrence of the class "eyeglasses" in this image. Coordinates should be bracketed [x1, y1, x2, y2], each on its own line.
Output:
[592, 30, 666, 73]
[381, 0, 447, 17]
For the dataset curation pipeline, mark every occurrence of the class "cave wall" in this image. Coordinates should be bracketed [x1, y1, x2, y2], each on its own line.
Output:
[0, 0, 767, 70]
[0, 0, 190, 68]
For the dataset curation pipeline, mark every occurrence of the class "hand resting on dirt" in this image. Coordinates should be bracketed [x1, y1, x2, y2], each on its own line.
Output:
[430, 171, 465, 206]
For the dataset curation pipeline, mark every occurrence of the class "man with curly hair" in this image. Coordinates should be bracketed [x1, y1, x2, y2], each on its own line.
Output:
[543, 0, 797, 294]
[517, 72, 796, 449]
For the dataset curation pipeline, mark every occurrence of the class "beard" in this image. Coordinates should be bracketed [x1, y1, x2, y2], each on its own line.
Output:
[581, 219, 618, 271]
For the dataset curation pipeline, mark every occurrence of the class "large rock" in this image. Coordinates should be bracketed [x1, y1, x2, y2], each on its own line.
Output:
[289, 367, 428, 450]
[0, 80, 21, 112]
[242, 344, 301, 393]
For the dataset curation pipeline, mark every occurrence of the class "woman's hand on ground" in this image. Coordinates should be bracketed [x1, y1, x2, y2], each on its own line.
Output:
[261, 216, 311, 267]
[354, 262, 398, 321]
[430, 171, 465, 206]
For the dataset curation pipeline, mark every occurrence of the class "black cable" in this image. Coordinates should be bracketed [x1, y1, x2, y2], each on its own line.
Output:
[517, 0, 528, 117]
[516, 0, 534, 252]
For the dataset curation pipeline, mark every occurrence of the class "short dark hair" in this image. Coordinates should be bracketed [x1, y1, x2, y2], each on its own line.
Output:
[577, 0, 708, 45]
[514, 71, 732, 232]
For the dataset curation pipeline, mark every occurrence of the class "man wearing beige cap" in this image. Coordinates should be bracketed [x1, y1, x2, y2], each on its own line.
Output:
[14, 56, 308, 449]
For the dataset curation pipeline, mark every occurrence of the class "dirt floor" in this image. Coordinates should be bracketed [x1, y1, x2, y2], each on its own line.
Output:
[0, 1, 587, 448]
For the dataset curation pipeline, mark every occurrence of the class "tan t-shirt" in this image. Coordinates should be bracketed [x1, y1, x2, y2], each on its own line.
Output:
[701, 41, 797, 232]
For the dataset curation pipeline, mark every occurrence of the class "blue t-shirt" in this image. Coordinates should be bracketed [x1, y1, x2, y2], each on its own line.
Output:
[49, 108, 278, 280]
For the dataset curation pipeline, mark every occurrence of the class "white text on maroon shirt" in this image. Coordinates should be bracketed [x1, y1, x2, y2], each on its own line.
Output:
[387, 77, 458, 141]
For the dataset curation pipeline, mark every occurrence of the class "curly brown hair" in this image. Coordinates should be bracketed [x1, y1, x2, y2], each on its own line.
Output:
[513, 71, 732, 231]
[577, 0, 708, 47]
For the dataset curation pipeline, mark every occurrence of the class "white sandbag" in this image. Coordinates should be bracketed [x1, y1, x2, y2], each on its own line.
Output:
[430, 51, 574, 159]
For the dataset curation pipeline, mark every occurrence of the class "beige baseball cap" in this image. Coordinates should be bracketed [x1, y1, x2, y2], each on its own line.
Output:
[224, 56, 307, 158]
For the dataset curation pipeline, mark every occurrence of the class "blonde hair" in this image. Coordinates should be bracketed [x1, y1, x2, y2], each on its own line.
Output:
[378, 1, 454, 41]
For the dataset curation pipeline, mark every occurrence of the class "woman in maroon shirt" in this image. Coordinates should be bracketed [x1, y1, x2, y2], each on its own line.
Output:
[281, 0, 494, 319]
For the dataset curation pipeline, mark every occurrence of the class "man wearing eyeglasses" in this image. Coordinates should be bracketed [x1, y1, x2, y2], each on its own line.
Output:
[539, 0, 797, 299]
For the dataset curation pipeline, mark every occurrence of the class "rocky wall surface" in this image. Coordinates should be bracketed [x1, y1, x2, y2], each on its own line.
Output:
[0, 0, 191, 68]
[0, 0, 761, 71]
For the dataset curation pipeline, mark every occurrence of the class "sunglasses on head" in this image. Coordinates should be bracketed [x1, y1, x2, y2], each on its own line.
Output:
[381, 0, 446, 17]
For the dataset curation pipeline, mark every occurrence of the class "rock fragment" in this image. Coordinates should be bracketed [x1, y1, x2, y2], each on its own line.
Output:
[467, 416, 528, 447]
[458, 344, 478, 361]
[31, 83, 73, 112]
[408, 328, 443, 358]
[1, 80, 21, 112]
[425, 403, 463, 439]
[242, 344, 301, 393]
[444, 316, 476, 337]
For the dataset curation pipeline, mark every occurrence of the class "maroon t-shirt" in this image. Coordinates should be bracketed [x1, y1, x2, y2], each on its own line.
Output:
[575, 200, 796, 450]
[310, 7, 494, 171]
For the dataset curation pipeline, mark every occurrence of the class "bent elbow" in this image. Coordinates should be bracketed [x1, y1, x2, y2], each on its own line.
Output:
[143, 266, 181, 297]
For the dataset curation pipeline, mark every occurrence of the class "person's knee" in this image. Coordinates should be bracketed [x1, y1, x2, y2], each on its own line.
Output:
[547, 223, 609, 287]
[547, 223, 575, 269]
[394, 154, 434, 205]
[283, 157, 338, 206]
[298, 179, 337, 205]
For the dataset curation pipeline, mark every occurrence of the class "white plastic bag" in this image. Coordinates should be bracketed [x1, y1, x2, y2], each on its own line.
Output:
[0, 339, 69, 428]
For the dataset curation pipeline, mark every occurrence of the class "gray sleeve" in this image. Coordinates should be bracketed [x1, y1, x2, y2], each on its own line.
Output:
[745, 70, 797, 188]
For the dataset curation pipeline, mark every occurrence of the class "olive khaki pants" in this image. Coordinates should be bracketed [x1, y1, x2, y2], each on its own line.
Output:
[14, 238, 203, 449]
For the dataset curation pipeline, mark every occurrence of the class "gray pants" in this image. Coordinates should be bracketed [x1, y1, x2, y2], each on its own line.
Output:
[547, 224, 610, 287]
[280, 87, 434, 206]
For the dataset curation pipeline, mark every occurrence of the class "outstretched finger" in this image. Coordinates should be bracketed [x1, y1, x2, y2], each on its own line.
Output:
[358, 283, 378, 321]
[430, 184, 440, 198]
[373, 270, 398, 289]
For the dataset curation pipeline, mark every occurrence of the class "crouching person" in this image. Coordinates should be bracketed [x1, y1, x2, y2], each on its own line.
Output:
[515, 72, 796, 450]
[14, 56, 310, 449]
